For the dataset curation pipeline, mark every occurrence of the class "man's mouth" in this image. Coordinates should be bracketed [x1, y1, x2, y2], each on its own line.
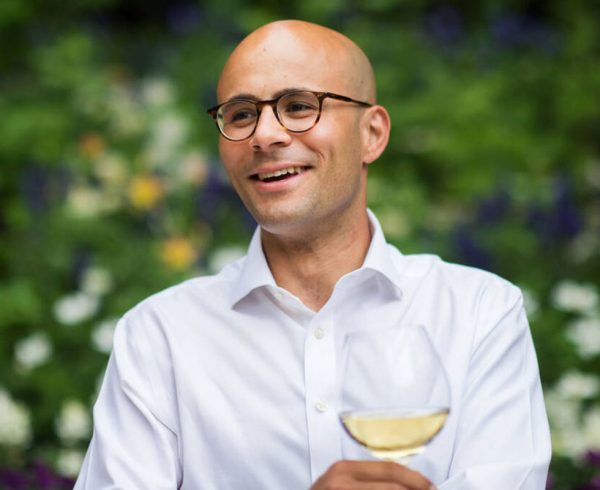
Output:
[252, 166, 308, 183]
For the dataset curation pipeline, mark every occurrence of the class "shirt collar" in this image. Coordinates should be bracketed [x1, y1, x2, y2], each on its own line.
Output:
[360, 208, 405, 291]
[229, 226, 277, 307]
[229, 209, 405, 307]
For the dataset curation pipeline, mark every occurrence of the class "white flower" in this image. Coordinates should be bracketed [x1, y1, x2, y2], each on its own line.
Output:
[147, 113, 188, 166]
[94, 152, 129, 187]
[583, 406, 600, 450]
[544, 390, 580, 431]
[545, 385, 600, 459]
[53, 292, 100, 326]
[544, 389, 587, 458]
[555, 371, 600, 400]
[0, 389, 32, 447]
[14, 332, 52, 370]
[91, 318, 118, 353]
[56, 449, 85, 477]
[553, 425, 589, 459]
[566, 316, 600, 359]
[570, 231, 600, 264]
[55, 400, 91, 444]
[584, 157, 600, 190]
[520, 287, 539, 318]
[180, 150, 209, 186]
[141, 78, 175, 107]
[66, 185, 106, 218]
[81, 266, 113, 296]
[208, 245, 246, 273]
[155, 114, 187, 147]
[551, 280, 599, 314]
[108, 84, 145, 137]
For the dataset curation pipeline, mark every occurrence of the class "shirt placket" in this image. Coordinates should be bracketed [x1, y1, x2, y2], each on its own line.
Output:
[304, 312, 342, 482]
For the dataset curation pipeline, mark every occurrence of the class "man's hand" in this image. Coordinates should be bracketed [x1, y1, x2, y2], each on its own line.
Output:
[311, 460, 435, 490]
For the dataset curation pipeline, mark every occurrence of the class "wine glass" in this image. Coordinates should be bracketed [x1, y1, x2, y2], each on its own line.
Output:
[339, 324, 451, 464]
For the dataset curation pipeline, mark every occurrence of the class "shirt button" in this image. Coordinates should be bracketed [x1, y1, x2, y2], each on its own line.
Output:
[313, 327, 325, 339]
[273, 290, 285, 301]
[315, 400, 329, 413]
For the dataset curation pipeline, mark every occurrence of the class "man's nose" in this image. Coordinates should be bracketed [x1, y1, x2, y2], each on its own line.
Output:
[250, 106, 292, 151]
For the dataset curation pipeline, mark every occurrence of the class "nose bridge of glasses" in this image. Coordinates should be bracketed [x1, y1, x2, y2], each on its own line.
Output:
[254, 99, 286, 131]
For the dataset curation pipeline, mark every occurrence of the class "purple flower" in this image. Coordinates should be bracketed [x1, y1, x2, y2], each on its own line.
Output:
[476, 189, 510, 225]
[196, 166, 232, 224]
[545, 471, 554, 489]
[585, 450, 600, 468]
[196, 165, 255, 231]
[167, 4, 203, 35]
[0, 468, 29, 490]
[527, 176, 582, 242]
[21, 165, 50, 216]
[34, 461, 57, 488]
[490, 12, 531, 49]
[424, 6, 463, 46]
[552, 177, 582, 238]
[0, 462, 76, 490]
[578, 474, 600, 489]
[489, 11, 561, 55]
[454, 225, 493, 271]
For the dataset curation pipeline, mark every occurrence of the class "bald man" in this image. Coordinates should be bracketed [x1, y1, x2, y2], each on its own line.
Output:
[76, 20, 550, 490]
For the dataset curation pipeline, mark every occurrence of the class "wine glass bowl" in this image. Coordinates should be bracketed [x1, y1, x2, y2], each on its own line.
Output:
[339, 324, 450, 464]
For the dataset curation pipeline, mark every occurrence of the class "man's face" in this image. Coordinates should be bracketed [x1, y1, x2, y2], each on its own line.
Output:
[216, 28, 370, 236]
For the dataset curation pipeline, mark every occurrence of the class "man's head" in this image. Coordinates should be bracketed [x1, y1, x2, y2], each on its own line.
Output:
[217, 20, 377, 106]
[213, 20, 390, 237]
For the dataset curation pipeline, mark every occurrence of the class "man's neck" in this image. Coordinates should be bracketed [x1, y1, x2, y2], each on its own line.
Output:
[260, 210, 372, 311]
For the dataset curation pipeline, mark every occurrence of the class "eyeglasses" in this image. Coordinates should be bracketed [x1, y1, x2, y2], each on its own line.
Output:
[207, 90, 372, 141]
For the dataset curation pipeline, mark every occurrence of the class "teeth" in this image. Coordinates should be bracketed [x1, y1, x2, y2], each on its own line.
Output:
[257, 166, 304, 181]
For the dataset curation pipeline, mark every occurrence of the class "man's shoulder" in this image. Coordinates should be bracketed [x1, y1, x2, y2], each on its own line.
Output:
[396, 248, 519, 295]
[124, 256, 245, 320]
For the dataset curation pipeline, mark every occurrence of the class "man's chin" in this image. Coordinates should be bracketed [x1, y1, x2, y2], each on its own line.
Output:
[252, 207, 316, 236]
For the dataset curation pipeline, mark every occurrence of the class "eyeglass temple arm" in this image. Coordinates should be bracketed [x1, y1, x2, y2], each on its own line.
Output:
[323, 92, 373, 107]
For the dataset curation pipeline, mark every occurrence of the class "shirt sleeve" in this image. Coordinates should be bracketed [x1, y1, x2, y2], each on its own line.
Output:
[439, 283, 551, 489]
[75, 314, 182, 489]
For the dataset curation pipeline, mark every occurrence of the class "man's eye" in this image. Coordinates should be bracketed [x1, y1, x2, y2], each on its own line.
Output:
[228, 110, 256, 125]
[282, 101, 317, 116]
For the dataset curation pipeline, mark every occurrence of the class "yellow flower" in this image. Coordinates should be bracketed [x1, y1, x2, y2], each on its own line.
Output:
[127, 175, 164, 210]
[160, 237, 197, 271]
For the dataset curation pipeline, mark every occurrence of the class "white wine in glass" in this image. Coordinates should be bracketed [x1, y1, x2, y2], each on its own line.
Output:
[339, 325, 450, 464]
[340, 407, 449, 461]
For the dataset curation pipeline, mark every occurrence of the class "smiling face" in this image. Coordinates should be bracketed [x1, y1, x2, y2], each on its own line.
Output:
[216, 21, 389, 238]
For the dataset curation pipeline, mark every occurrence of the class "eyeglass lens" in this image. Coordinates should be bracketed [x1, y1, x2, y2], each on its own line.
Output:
[217, 91, 320, 141]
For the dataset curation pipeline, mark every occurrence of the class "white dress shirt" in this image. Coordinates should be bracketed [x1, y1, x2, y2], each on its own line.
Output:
[75, 210, 551, 489]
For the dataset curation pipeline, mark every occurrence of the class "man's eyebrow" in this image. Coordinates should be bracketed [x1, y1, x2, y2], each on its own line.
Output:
[225, 87, 315, 103]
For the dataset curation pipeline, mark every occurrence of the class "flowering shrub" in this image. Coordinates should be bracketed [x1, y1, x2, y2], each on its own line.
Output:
[0, 462, 74, 490]
[1, 1, 599, 488]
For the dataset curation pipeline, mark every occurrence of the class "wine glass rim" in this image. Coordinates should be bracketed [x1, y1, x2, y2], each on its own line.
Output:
[339, 406, 450, 418]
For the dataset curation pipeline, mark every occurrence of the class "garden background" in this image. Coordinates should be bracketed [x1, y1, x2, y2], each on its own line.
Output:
[1, 0, 599, 488]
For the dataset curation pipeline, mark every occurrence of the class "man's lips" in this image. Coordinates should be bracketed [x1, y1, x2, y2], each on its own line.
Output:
[249, 164, 312, 182]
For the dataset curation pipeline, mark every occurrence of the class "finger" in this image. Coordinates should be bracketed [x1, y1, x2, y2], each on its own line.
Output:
[312, 473, 409, 490]
[347, 484, 409, 490]
[337, 460, 433, 489]
[359, 483, 410, 490]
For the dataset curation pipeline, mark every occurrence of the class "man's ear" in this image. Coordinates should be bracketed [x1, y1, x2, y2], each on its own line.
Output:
[361, 105, 391, 165]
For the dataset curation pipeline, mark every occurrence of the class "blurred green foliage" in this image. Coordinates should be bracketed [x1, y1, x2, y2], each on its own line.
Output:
[1, 1, 599, 488]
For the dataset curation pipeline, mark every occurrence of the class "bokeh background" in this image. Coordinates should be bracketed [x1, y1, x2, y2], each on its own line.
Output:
[1, 0, 599, 488]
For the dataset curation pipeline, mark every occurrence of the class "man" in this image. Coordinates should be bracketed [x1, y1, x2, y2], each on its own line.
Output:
[76, 20, 551, 489]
